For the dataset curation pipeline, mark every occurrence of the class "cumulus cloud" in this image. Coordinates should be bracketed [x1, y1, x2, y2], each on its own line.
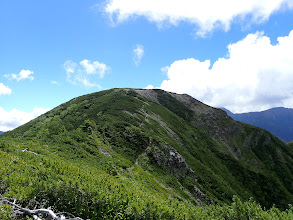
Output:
[150, 30, 293, 113]
[0, 107, 50, 131]
[133, 44, 144, 66]
[144, 85, 155, 89]
[0, 83, 12, 95]
[104, 0, 293, 36]
[64, 59, 110, 88]
[4, 70, 34, 81]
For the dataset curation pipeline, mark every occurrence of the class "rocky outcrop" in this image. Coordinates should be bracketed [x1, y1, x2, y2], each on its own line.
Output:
[193, 185, 213, 205]
[147, 144, 194, 179]
[146, 143, 213, 204]
[134, 89, 160, 104]
[99, 148, 111, 157]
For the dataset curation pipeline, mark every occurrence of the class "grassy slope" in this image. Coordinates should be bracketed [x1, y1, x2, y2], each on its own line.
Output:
[1, 88, 293, 218]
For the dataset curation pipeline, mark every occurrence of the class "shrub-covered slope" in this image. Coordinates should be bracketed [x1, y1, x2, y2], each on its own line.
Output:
[1, 88, 293, 218]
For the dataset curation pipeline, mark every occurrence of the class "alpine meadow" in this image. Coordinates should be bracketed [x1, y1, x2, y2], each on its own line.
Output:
[2, 89, 293, 219]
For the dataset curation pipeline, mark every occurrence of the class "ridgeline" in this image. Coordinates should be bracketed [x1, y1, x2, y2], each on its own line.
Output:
[1, 88, 293, 219]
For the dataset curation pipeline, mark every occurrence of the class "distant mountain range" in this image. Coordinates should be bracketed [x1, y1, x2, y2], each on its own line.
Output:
[222, 107, 293, 142]
[0, 131, 4, 135]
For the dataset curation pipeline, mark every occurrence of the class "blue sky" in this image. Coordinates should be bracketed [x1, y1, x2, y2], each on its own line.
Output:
[1, 0, 293, 131]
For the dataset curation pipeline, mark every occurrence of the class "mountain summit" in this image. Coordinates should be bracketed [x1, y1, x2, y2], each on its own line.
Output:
[2, 88, 293, 218]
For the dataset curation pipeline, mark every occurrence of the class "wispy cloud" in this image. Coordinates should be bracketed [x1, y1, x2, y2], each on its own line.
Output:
[0, 83, 12, 96]
[50, 81, 59, 85]
[160, 66, 169, 73]
[64, 59, 110, 88]
[104, 0, 293, 37]
[0, 107, 50, 131]
[4, 70, 34, 81]
[64, 60, 77, 75]
[80, 59, 108, 77]
[150, 30, 293, 113]
[133, 44, 144, 66]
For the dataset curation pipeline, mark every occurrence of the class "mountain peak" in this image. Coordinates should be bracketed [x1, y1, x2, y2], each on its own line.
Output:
[2, 88, 293, 213]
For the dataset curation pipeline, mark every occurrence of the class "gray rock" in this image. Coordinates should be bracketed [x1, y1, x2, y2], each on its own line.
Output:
[147, 144, 194, 179]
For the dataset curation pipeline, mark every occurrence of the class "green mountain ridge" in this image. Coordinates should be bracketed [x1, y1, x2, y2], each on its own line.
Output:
[1, 88, 293, 219]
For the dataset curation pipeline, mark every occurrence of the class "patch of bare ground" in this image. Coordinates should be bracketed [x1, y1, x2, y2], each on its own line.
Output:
[134, 89, 160, 104]
[147, 113, 179, 139]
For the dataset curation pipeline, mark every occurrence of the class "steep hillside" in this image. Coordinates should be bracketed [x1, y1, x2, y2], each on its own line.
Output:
[1, 88, 293, 219]
[222, 107, 293, 142]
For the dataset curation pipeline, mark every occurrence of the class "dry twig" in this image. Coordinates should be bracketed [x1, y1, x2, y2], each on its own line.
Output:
[0, 198, 83, 220]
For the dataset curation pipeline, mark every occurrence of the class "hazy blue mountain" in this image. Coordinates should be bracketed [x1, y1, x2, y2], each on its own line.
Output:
[0, 131, 4, 135]
[222, 107, 293, 142]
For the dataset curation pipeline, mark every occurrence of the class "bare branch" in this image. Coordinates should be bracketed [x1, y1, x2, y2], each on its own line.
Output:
[22, 148, 38, 155]
[0, 198, 83, 220]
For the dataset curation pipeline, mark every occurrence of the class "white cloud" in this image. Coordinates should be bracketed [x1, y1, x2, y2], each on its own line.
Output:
[0, 107, 50, 132]
[80, 59, 109, 77]
[104, 0, 293, 36]
[0, 83, 12, 95]
[152, 30, 293, 113]
[64, 59, 109, 88]
[160, 66, 169, 73]
[133, 44, 144, 66]
[50, 81, 59, 85]
[4, 70, 34, 81]
[64, 60, 77, 75]
[144, 85, 155, 89]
